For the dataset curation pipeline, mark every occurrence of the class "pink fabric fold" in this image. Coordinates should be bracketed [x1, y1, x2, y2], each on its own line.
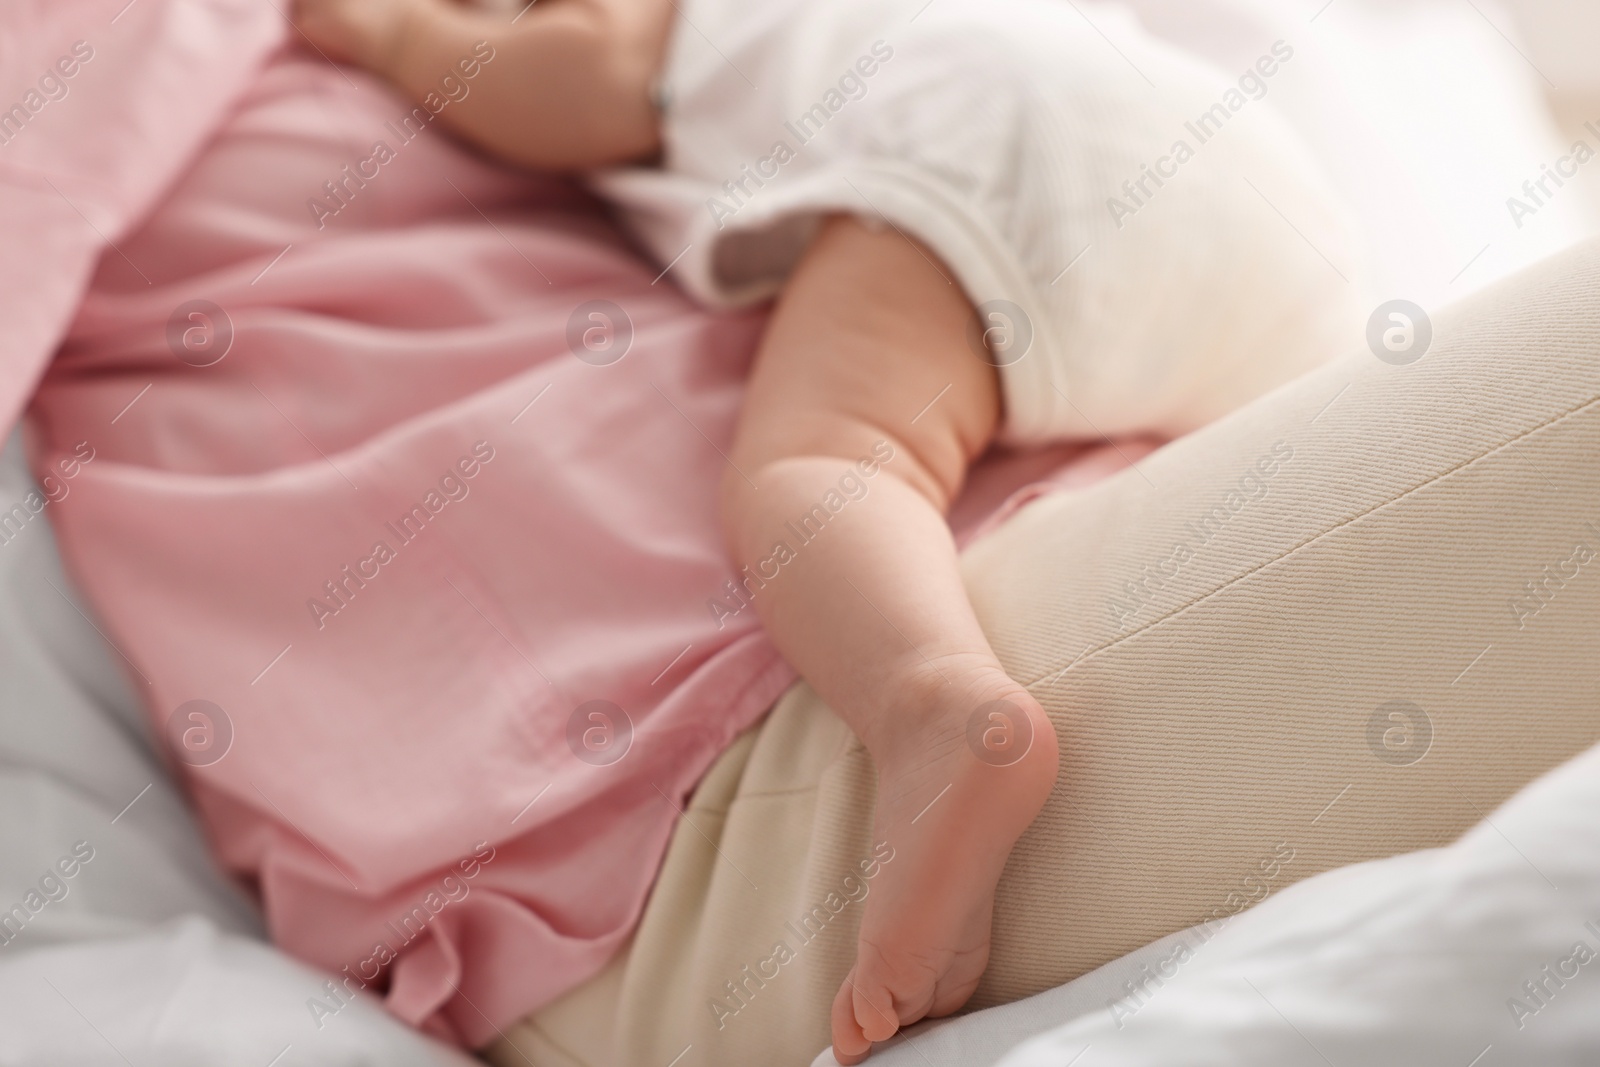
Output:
[0, 0, 286, 433]
[11, 7, 1154, 1046]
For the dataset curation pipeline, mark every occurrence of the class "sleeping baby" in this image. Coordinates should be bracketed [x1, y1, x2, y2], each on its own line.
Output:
[293, 0, 1361, 1059]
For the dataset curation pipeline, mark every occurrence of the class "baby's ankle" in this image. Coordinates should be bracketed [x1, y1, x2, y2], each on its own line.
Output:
[869, 652, 1026, 758]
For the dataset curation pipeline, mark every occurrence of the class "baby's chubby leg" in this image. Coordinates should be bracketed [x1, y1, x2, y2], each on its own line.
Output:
[722, 216, 1059, 1063]
[292, 0, 670, 169]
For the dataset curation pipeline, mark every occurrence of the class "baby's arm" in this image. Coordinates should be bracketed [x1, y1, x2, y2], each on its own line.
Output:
[722, 216, 1058, 1063]
[293, 0, 668, 169]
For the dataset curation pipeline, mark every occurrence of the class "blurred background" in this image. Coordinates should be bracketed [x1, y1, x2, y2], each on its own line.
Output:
[1483, 0, 1600, 201]
[1128, 0, 1600, 307]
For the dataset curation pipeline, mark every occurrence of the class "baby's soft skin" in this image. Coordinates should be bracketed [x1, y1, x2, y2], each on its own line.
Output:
[295, 2, 1059, 1059]
[724, 215, 1058, 1062]
[294, 0, 668, 169]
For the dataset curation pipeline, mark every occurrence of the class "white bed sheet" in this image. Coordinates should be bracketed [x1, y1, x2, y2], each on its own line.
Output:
[991, 737, 1600, 1066]
[0, 429, 474, 1067]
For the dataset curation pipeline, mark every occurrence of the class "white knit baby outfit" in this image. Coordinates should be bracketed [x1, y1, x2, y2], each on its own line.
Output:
[597, 0, 1362, 442]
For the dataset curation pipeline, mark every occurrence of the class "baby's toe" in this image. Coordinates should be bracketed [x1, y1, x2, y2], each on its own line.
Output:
[851, 970, 902, 1044]
[831, 971, 873, 1063]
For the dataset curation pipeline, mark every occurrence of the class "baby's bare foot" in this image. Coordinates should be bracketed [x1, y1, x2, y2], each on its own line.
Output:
[831, 658, 1058, 1063]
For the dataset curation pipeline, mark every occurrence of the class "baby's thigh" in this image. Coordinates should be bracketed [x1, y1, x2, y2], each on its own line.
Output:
[734, 215, 998, 500]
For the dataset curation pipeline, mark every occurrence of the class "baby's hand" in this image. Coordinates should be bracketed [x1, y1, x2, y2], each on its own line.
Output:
[291, 0, 426, 73]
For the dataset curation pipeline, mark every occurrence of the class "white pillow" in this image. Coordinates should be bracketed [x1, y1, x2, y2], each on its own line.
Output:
[0, 431, 472, 1067]
[0, 918, 481, 1067]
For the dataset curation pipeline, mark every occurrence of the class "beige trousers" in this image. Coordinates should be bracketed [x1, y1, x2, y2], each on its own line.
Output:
[490, 240, 1600, 1067]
